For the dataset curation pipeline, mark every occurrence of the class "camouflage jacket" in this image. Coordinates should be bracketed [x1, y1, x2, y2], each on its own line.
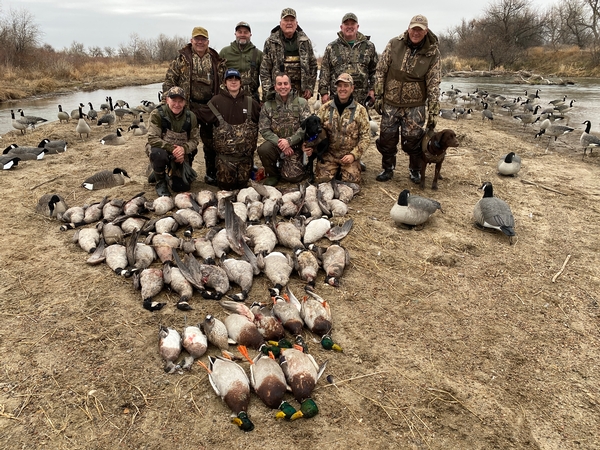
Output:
[163, 44, 226, 107]
[258, 91, 310, 147]
[147, 104, 200, 154]
[219, 42, 263, 101]
[260, 26, 318, 97]
[375, 30, 441, 113]
[316, 97, 371, 161]
[318, 31, 378, 102]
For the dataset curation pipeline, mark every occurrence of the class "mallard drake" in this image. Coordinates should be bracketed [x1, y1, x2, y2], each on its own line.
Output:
[82, 168, 130, 190]
[222, 309, 265, 350]
[279, 347, 327, 419]
[250, 302, 286, 341]
[390, 189, 442, 227]
[473, 181, 516, 243]
[299, 288, 332, 337]
[249, 349, 289, 409]
[200, 356, 254, 432]
[181, 323, 207, 369]
[158, 326, 182, 374]
[272, 289, 304, 336]
[497, 152, 522, 176]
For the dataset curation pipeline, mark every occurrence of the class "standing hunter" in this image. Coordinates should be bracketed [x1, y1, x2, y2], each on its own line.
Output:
[219, 21, 263, 102]
[260, 8, 318, 101]
[163, 26, 226, 186]
[373, 14, 441, 183]
[318, 12, 378, 107]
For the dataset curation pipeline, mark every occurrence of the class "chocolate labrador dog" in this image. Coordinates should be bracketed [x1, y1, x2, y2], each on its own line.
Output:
[420, 129, 459, 190]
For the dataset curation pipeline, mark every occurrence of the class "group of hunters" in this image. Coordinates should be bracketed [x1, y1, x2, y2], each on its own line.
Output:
[146, 9, 441, 196]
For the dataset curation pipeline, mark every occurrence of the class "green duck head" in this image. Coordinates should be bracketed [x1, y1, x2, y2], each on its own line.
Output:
[260, 343, 281, 358]
[275, 400, 298, 420]
[232, 411, 254, 432]
[291, 398, 319, 420]
[321, 335, 343, 352]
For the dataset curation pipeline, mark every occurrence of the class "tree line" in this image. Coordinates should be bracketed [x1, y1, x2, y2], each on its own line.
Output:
[2, 0, 600, 72]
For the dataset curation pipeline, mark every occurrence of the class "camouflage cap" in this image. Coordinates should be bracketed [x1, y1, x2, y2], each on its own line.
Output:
[191, 26, 209, 38]
[342, 12, 358, 23]
[281, 8, 296, 19]
[165, 86, 186, 99]
[409, 14, 428, 30]
[335, 73, 354, 85]
[235, 21, 251, 31]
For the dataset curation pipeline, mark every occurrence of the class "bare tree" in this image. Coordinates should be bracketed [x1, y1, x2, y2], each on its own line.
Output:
[0, 7, 41, 65]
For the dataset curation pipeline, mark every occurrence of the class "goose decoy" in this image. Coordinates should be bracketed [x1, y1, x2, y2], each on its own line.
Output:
[97, 97, 116, 126]
[390, 189, 442, 227]
[4, 145, 46, 160]
[114, 99, 129, 108]
[87, 102, 98, 121]
[497, 152, 522, 176]
[580, 120, 600, 159]
[37, 139, 67, 154]
[36, 194, 69, 218]
[75, 106, 91, 141]
[473, 181, 516, 243]
[18, 109, 48, 128]
[200, 356, 254, 432]
[513, 105, 540, 127]
[82, 168, 130, 190]
[549, 95, 567, 106]
[57, 105, 70, 123]
[0, 155, 20, 170]
[11, 110, 28, 134]
[100, 127, 126, 145]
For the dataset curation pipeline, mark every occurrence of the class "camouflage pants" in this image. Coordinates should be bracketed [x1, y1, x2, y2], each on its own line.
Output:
[216, 155, 253, 190]
[190, 101, 216, 178]
[375, 104, 426, 170]
[315, 152, 362, 184]
[257, 141, 306, 182]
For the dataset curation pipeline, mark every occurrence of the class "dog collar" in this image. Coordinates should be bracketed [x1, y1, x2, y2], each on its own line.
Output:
[305, 133, 319, 143]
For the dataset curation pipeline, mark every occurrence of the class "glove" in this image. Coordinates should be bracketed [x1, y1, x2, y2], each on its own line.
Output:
[374, 98, 383, 116]
[426, 113, 437, 132]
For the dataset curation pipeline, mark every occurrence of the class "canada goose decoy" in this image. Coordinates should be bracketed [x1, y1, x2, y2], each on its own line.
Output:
[100, 127, 126, 145]
[11, 110, 28, 134]
[524, 89, 541, 101]
[554, 99, 576, 114]
[114, 99, 129, 108]
[87, 103, 98, 121]
[4, 145, 46, 160]
[36, 193, 69, 218]
[0, 155, 20, 170]
[75, 106, 91, 141]
[17, 109, 48, 128]
[390, 189, 442, 227]
[128, 124, 147, 136]
[57, 105, 70, 123]
[497, 152, 522, 176]
[37, 139, 67, 154]
[473, 181, 516, 243]
[97, 97, 116, 126]
[580, 120, 600, 159]
[70, 103, 85, 120]
[82, 168, 130, 190]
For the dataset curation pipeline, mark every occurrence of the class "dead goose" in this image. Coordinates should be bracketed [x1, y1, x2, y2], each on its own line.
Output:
[102, 198, 124, 222]
[82, 168, 130, 190]
[98, 220, 124, 245]
[273, 216, 304, 250]
[149, 232, 181, 263]
[181, 324, 207, 369]
[83, 196, 109, 223]
[294, 247, 320, 288]
[73, 226, 101, 253]
[174, 208, 204, 230]
[473, 181, 516, 243]
[222, 257, 255, 302]
[158, 326, 182, 373]
[163, 262, 194, 310]
[75, 106, 91, 141]
[246, 224, 277, 256]
[0, 155, 20, 170]
[497, 152, 522, 176]
[312, 243, 350, 287]
[36, 193, 69, 218]
[100, 127, 126, 145]
[123, 192, 148, 215]
[258, 251, 294, 293]
[193, 235, 217, 264]
[145, 195, 175, 215]
[133, 268, 165, 311]
[104, 243, 130, 276]
[390, 190, 442, 227]
[210, 227, 231, 259]
[60, 205, 87, 227]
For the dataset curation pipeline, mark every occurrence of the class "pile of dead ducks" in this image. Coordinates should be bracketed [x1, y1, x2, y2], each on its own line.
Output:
[36, 178, 359, 431]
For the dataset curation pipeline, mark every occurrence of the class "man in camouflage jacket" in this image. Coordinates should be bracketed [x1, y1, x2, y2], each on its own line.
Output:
[373, 14, 441, 184]
[318, 13, 378, 107]
[260, 8, 318, 101]
[163, 26, 226, 186]
[307, 73, 371, 184]
[258, 72, 311, 186]
[219, 21, 263, 102]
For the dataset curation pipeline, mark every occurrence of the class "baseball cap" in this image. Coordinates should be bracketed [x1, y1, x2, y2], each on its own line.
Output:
[409, 15, 428, 30]
[225, 68, 241, 79]
[281, 8, 296, 19]
[165, 86, 186, 99]
[235, 21, 251, 32]
[191, 26, 209, 38]
[335, 73, 354, 85]
[342, 13, 358, 23]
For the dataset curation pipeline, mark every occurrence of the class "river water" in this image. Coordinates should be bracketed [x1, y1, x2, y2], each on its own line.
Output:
[1, 78, 600, 136]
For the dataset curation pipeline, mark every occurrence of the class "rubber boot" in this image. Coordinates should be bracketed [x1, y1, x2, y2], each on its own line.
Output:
[154, 171, 170, 197]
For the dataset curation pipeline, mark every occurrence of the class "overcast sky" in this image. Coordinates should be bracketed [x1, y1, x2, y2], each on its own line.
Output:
[10, 0, 549, 56]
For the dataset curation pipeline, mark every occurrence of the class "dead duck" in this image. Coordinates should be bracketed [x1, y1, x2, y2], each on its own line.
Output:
[220, 301, 265, 350]
[181, 323, 207, 369]
[497, 152, 522, 176]
[200, 356, 254, 432]
[36, 194, 69, 218]
[390, 189, 442, 227]
[473, 181, 516, 243]
[272, 289, 304, 336]
[279, 347, 327, 419]
[158, 326, 182, 374]
[299, 288, 333, 337]
[249, 349, 289, 410]
[133, 268, 165, 311]
[163, 262, 194, 310]
[82, 168, 130, 190]
[250, 302, 286, 341]
[100, 127, 126, 145]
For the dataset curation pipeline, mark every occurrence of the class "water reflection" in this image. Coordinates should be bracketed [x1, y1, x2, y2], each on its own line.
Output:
[0, 83, 163, 136]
